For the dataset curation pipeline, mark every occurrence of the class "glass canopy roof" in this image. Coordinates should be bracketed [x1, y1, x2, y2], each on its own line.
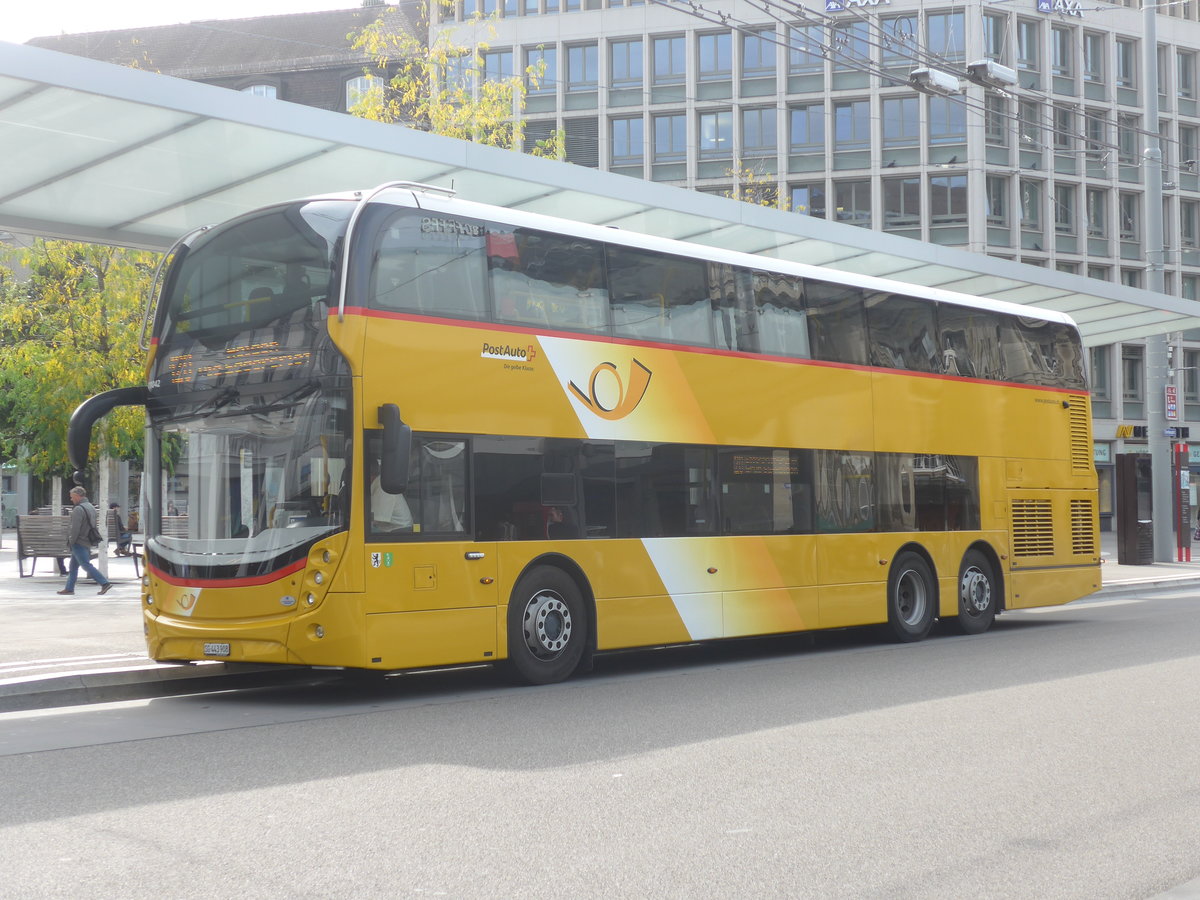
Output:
[3, 39, 1200, 346]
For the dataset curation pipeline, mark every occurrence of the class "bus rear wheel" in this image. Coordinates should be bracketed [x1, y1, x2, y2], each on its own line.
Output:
[947, 549, 997, 635]
[886, 552, 936, 643]
[505, 566, 587, 685]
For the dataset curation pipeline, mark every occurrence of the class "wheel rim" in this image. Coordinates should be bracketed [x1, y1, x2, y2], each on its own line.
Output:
[960, 565, 992, 617]
[521, 589, 573, 661]
[895, 567, 929, 627]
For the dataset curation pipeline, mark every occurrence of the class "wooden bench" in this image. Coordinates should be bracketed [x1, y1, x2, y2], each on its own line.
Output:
[16, 516, 74, 578]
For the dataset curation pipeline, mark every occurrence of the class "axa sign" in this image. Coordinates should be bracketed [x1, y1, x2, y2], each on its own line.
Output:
[825, 0, 890, 10]
[1038, 0, 1084, 16]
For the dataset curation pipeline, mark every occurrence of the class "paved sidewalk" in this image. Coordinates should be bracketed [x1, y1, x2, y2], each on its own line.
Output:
[0, 527, 1197, 711]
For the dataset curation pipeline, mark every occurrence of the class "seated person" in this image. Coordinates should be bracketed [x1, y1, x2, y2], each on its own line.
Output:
[109, 503, 133, 555]
[370, 467, 413, 534]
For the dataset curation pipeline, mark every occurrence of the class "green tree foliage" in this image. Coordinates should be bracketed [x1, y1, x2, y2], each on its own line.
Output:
[0, 240, 157, 476]
[349, 0, 563, 157]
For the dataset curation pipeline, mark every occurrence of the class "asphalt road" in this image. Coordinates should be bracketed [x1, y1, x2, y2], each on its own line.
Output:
[2, 588, 1200, 899]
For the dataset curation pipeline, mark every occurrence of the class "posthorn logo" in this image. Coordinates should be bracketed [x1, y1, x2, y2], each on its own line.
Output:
[568, 359, 652, 421]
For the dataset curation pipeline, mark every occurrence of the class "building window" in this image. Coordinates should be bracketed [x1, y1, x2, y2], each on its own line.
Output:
[1020, 179, 1043, 230]
[788, 25, 824, 75]
[1117, 114, 1140, 166]
[1090, 346, 1112, 416]
[791, 182, 826, 218]
[1019, 99, 1042, 148]
[742, 107, 777, 157]
[1017, 20, 1040, 72]
[1088, 265, 1112, 280]
[1085, 109, 1108, 159]
[525, 46, 557, 94]
[653, 113, 686, 161]
[1182, 124, 1200, 168]
[1121, 268, 1142, 288]
[789, 103, 825, 152]
[482, 49, 513, 82]
[833, 99, 870, 151]
[1119, 192, 1140, 241]
[983, 13, 1006, 63]
[566, 43, 598, 91]
[698, 32, 732, 81]
[1053, 105, 1076, 151]
[1185, 348, 1200, 404]
[1083, 33, 1105, 83]
[611, 117, 644, 165]
[835, 180, 871, 227]
[930, 174, 967, 225]
[653, 35, 686, 86]
[1122, 344, 1145, 415]
[1183, 199, 1200, 248]
[882, 96, 920, 148]
[241, 84, 277, 99]
[984, 95, 1008, 146]
[1116, 39, 1137, 88]
[1087, 188, 1108, 237]
[610, 39, 642, 87]
[883, 177, 921, 230]
[882, 15, 918, 67]
[986, 175, 1009, 226]
[1055, 184, 1076, 234]
[345, 75, 376, 110]
[699, 110, 733, 159]
[928, 96, 966, 145]
[926, 12, 964, 63]
[1180, 51, 1197, 99]
[742, 27, 775, 78]
[1051, 26, 1073, 78]
[831, 21, 870, 72]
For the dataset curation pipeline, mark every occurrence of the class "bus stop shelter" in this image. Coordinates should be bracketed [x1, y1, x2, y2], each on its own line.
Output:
[3, 38, 1200, 345]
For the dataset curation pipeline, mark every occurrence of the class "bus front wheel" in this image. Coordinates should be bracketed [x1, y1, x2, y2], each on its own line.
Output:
[947, 549, 997, 636]
[886, 552, 936, 642]
[505, 566, 588, 685]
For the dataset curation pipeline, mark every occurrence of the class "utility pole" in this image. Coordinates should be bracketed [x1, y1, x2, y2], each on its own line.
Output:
[1144, 0, 1174, 561]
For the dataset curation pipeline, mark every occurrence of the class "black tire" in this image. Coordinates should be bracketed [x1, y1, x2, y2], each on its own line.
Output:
[886, 551, 936, 642]
[505, 566, 587, 685]
[947, 549, 998, 636]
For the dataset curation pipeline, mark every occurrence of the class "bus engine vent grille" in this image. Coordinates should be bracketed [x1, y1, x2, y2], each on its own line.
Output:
[1070, 499, 1096, 555]
[1012, 498, 1054, 557]
[1068, 395, 1091, 474]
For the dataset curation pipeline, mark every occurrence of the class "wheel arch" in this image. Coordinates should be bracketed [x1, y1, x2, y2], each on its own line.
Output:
[510, 552, 598, 659]
[963, 539, 1006, 613]
[889, 540, 940, 605]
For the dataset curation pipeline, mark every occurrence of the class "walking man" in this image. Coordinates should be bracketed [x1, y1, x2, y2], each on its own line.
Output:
[58, 486, 113, 596]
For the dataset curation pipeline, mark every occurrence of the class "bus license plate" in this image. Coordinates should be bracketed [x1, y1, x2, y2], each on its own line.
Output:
[203, 642, 231, 657]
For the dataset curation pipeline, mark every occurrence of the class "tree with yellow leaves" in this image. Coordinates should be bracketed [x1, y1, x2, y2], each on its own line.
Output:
[349, 0, 563, 157]
[0, 240, 156, 478]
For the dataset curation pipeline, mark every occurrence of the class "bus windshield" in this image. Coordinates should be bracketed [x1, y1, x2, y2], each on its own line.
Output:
[152, 380, 350, 575]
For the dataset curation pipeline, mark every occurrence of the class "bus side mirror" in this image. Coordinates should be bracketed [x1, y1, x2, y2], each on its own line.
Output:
[378, 403, 412, 494]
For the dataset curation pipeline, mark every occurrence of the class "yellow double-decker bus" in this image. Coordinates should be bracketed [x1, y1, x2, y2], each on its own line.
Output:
[69, 183, 1099, 684]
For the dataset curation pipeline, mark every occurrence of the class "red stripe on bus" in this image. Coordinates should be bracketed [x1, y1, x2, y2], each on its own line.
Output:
[335, 306, 1086, 396]
[147, 557, 306, 588]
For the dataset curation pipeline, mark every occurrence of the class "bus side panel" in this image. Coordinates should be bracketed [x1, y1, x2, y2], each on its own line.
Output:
[815, 534, 888, 628]
[1007, 568, 1098, 610]
[365, 608, 498, 669]
[362, 542, 499, 614]
[719, 536, 819, 638]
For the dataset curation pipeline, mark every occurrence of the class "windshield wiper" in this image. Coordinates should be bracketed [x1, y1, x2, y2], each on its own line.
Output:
[217, 379, 320, 419]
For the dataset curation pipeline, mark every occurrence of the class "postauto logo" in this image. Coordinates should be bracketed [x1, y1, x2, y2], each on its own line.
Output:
[481, 341, 538, 362]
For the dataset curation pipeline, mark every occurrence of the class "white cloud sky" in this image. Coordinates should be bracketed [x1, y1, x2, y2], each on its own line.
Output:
[3, 1, 362, 44]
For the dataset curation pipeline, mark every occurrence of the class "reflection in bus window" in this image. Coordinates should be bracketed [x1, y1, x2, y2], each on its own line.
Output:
[938, 305, 1005, 380]
[367, 433, 468, 539]
[371, 212, 487, 320]
[1001, 317, 1086, 389]
[488, 228, 609, 332]
[719, 448, 813, 533]
[875, 453, 980, 532]
[805, 282, 868, 365]
[866, 293, 941, 373]
[815, 450, 874, 532]
[609, 246, 713, 346]
[752, 271, 811, 358]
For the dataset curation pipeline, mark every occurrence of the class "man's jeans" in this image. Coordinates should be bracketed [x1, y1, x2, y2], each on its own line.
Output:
[64, 543, 110, 592]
